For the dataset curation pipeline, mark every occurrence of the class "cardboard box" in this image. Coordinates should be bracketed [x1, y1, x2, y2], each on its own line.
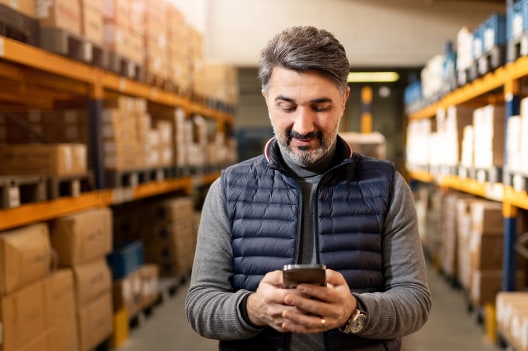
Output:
[0, 277, 53, 350]
[81, 0, 103, 12]
[140, 264, 159, 308]
[471, 270, 525, 306]
[0, 0, 36, 17]
[0, 144, 87, 176]
[51, 270, 79, 351]
[0, 223, 52, 296]
[73, 259, 112, 307]
[36, 0, 82, 35]
[112, 268, 142, 317]
[470, 200, 503, 235]
[81, 4, 103, 45]
[50, 207, 113, 266]
[470, 234, 504, 271]
[77, 291, 113, 351]
[15, 329, 55, 351]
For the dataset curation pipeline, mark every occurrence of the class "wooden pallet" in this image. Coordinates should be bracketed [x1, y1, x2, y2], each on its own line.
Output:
[457, 165, 477, 180]
[46, 172, 94, 200]
[474, 167, 503, 184]
[105, 167, 174, 188]
[507, 31, 528, 62]
[0, 4, 39, 46]
[457, 64, 478, 86]
[476, 45, 506, 76]
[104, 51, 145, 81]
[38, 27, 104, 66]
[0, 175, 46, 208]
[504, 171, 528, 192]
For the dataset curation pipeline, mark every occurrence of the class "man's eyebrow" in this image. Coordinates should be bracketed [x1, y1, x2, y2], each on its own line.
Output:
[275, 95, 295, 102]
[274, 96, 333, 103]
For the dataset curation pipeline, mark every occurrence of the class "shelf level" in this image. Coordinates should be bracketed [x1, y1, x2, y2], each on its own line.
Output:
[0, 172, 219, 231]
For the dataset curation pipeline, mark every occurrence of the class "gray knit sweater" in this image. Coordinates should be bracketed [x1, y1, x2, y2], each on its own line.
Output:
[185, 151, 431, 350]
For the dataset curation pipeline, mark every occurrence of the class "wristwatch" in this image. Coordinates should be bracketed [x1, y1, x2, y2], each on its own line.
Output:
[340, 308, 367, 334]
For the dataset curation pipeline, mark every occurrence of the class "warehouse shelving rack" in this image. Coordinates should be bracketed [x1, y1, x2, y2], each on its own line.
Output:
[408, 54, 528, 293]
[0, 36, 232, 231]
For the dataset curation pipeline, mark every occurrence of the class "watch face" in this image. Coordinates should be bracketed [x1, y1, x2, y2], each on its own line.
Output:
[350, 313, 367, 333]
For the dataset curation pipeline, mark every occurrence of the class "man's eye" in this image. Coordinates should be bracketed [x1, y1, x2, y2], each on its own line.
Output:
[280, 105, 296, 113]
[313, 105, 331, 112]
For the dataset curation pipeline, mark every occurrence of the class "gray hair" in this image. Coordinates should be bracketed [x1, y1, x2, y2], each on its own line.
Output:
[258, 26, 350, 94]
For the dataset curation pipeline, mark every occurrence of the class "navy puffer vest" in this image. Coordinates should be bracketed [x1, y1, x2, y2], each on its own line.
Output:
[220, 137, 400, 351]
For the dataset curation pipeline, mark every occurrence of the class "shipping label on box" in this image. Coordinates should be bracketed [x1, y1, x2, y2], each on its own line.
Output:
[0, 223, 52, 296]
[50, 207, 113, 266]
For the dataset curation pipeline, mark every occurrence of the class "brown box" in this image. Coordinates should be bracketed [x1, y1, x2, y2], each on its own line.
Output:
[77, 291, 113, 351]
[0, 0, 36, 17]
[470, 200, 503, 235]
[0, 144, 87, 176]
[51, 270, 79, 351]
[15, 330, 55, 351]
[81, 0, 103, 12]
[0, 223, 52, 296]
[0, 277, 53, 351]
[146, 196, 195, 222]
[36, 0, 82, 35]
[73, 259, 112, 307]
[470, 234, 504, 271]
[50, 207, 113, 266]
[140, 264, 159, 308]
[113, 268, 142, 317]
[471, 270, 525, 306]
[102, 0, 129, 27]
[81, 4, 103, 45]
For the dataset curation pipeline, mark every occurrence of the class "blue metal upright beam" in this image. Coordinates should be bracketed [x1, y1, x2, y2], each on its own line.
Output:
[88, 99, 105, 189]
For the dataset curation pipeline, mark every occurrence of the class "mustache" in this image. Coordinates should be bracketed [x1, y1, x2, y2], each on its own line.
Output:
[288, 131, 322, 141]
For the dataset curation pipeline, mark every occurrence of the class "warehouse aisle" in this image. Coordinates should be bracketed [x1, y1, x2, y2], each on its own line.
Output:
[115, 261, 503, 351]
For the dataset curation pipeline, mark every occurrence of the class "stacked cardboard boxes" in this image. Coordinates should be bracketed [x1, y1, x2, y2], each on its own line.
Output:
[80, 0, 104, 45]
[142, 196, 197, 277]
[166, 5, 192, 93]
[0, 223, 81, 351]
[0, 0, 36, 18]
[103, 96, 174, 171]
[508, 97, 528, 174]
[49, 207, 114, 351]
[472, 104, 505, 169]
[36, 0, 82, 35]
[496, 292, 528, 351]
[0, 109, 89, 144]
[434, 189, 526, 307]
[0, 143, 87, 176]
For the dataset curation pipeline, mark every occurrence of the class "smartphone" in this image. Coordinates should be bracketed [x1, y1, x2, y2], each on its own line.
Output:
[282, 264, 327, 289]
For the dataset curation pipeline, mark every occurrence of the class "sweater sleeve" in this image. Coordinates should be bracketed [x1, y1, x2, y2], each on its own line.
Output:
[353, 172, 432, 339]
[185, 178, 263, 340]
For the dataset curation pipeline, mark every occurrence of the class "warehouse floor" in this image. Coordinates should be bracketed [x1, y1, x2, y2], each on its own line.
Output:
[114, 261, 503, 351]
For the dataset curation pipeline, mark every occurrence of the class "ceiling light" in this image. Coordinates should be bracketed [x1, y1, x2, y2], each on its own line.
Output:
[347, 72, 400, 83]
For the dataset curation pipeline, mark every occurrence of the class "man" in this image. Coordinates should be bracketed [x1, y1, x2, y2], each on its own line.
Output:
[185, 26, 431, 351]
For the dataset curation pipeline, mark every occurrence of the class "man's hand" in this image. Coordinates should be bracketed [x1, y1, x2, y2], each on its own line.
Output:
[246, 269, 356, 334]
[281, 269, 356, 334]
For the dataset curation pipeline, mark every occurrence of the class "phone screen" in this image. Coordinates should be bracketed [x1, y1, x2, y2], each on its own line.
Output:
[282, 264, 326, 289]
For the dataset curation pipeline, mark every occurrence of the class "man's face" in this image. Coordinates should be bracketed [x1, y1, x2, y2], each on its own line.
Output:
[263, 67, 350, 167]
